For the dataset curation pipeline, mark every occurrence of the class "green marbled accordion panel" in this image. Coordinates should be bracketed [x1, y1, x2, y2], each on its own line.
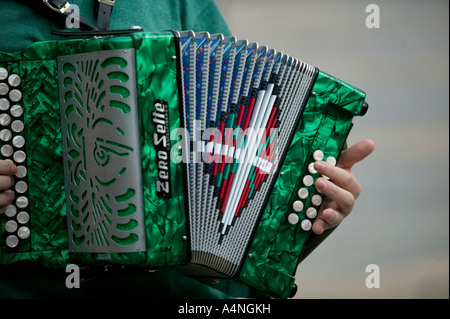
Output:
[0, 33, 188, 268]
[0, 32, 366, 298]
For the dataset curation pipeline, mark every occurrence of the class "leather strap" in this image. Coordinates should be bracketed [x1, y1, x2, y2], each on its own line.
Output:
[51, 27, 143, 37]
[95, 0, 116, 30]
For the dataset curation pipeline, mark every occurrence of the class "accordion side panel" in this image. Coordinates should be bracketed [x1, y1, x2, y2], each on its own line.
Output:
[0, 33, 188, 268]
[59, 48, 147, 255]
[238, 71, 366, 299]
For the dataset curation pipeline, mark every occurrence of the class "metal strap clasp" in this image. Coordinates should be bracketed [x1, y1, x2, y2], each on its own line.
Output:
[43, 0, 71, 14]
[98, 0, 116, 6]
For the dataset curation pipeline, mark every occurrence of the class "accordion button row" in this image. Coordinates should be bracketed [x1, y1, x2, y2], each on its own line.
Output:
[287, 150, 337, 231]
[288, 213, 312, 231]
[0, 69, 30, 249]
[0, 68, 20, 85]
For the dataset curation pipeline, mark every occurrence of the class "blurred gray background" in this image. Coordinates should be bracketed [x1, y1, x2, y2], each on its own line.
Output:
[216, 0, 449, 299]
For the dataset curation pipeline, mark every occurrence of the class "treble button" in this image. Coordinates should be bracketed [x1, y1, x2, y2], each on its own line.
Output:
[5, 205, 17, 217]
[0, 83, 8, 96]
[0, 67, 8, 80]
[287, 213, 299, 225]
[9, 89, 22, 102]
[8, 74, 21, 87]
[0, 98, 10, 111]
[0, 113, 11, 126]
[313, 150, 324, 161]
[5, 220, 18, 233]
[17, 226, 30, 240]
[306, 207, 317, 219]
[11, 120, 24, 133]
[311, 194, 323, 206]
[13, 150, 26, 164]
[6, 235, 19, 248]
[297, 188, 309, 199]
[10, 104, 23, 118]
[301, 219, 312, 231]
[292, 200, 304, 212]
[303, 175, 314, 187]
[308, 162, 317, 174]
[1, 144, 13, 157]
[16, 196, 29, 209]
[15, 181, 28, 194]
[17, 211, 30, 224]
[326, 156, 337, 166]
[12, 135, 25, 149]
[15, 165, 27, 178]
[0, 129, 12, 142]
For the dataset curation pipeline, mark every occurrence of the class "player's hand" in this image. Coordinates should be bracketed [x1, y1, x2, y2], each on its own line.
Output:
[311, 139, 375, 235]
[0, 160, 17, 214]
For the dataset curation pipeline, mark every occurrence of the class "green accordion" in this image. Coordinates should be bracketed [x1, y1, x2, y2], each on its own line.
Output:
[0, 32, 367, 298]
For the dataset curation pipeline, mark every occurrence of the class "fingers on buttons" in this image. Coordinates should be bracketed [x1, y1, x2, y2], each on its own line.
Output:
[0, 70, 29, 248]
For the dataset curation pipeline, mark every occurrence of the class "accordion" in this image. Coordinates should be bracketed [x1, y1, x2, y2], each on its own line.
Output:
[0, 31, 367, 298]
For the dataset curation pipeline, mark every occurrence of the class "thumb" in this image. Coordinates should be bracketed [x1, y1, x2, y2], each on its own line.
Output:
[337, 139, 375, 169]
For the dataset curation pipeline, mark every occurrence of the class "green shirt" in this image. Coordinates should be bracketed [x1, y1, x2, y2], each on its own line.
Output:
[0, 0, 231, 53]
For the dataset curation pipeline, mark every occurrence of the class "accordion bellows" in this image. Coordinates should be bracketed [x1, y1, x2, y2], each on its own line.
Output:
[0, 32, 367, 298]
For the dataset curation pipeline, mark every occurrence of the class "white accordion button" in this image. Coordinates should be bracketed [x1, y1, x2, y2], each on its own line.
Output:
[0, 129, 12, 142]
[306, 207, 318, 219]
[8, 74, 21, 87]
[12, 135, 25, 148]
[0, 67, 8, 80]
[15, 181, 28, 194]
[16, 165, 27, 178]
[5, 220, 18, 233]
[0, 98, 10, 111]
[311, 194, 323, 206]
[303, 175, 314, 187]
[6, 235, 19, 248]
[1, 144, 13, 157]
[313, 150, 324, 161]
[297, 187, 309, 199]
[16, 196, 29, 209]
[287, 213, 299, 225]
[326, 156, 337, 166]
[0, 83, 9, 96]
[13, 150, 26, 163]
[308, 162, 317, 174]
[17, 211, 30, 224]
[0, 113, 11, 126]
[9, 89, 22, 102]
[17, 226, 30, 240]
[301, 219, 312, 231]
[292, 200, 304, 212]
[11, 120, 24, 133]
[10, 104, 23, 117]
[5, 205, 17, 217]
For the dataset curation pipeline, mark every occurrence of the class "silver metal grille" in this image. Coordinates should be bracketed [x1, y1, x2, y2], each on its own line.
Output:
[57, 49, 146, 253]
